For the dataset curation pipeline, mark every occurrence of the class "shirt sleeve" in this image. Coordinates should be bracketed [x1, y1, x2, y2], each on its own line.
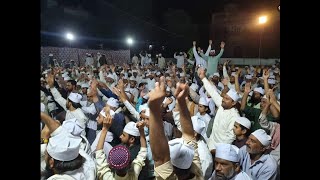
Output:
[123, 100, 141, 120]
[202, 78, 222, 107]
[49, 87, 67, 111]
[132, 147, 148, 178]
[95, 149, 115, 180]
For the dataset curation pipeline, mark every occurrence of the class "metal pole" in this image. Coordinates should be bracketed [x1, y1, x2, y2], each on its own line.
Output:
[258, 27, 264, 65]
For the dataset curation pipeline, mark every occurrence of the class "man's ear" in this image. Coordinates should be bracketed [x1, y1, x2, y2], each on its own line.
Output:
[234, 163, 241, 173]
[129, 136, 135, 144]
[49, 158, 55, 169]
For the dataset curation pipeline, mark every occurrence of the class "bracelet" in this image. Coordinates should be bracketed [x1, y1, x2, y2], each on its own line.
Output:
[41, 138, 49, 144]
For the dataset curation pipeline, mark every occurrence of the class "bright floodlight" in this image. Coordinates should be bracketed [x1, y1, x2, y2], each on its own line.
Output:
[66, 33, 74, 40]
[258, 16, 267, 24]
[127, 38, 133, 45]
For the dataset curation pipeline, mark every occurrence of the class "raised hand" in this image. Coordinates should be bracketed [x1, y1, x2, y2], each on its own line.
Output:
[244, 82, 252, 93]
[136, 121, 146, 132]
[148, 76, 166, 108]
[193, 41, 196, 46]
[46, 71, 55, 88]
[220, 41, 225, 48]
[263, 69, 270, 79]
[102, 112, 113, 131]
[209, 40, 213, 45]
[222, 78, 229, 86]
[174, 82, 189, 101]
[197, 67, 206, 80]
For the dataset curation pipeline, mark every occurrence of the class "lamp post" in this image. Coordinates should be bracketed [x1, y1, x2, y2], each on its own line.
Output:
[258, 16, 267, 65]
[126, 37, 134, 63]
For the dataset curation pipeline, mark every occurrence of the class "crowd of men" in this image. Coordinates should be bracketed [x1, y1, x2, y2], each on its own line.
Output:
[41, 40, 280, 180]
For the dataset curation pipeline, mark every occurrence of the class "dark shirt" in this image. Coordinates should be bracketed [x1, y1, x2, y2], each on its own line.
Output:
[232, 137, 248, 149]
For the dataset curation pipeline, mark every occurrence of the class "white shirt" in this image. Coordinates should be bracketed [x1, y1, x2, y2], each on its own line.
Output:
[50, 87, 89, 136]
[91, 131, 114, 158]
[174, 53, 185, 68]
[202, 78, 240, 150]
[196, 112, 211, 130]
[158, 57, 166, 69]
[198, 139, 213, 180]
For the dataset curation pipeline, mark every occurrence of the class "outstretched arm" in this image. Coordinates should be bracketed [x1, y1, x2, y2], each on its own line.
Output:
[174, 82, 194, 140]
[204, 40, 212, 56]
[148, 76, 170, 167]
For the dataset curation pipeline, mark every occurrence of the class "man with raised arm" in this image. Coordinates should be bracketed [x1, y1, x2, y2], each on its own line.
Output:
[148, 76, 203, 179]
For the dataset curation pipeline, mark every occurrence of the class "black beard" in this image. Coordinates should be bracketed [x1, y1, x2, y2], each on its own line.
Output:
[41, 164, 54, 179]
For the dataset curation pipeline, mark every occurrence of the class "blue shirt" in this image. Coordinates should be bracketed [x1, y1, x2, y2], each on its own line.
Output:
[238, 146, 278, 180]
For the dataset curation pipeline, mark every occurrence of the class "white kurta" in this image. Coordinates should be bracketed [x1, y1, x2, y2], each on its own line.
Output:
[202, 78, 239, 150]
[198, 140, 213, 180]
[174, 53, 185, 68]
[50, 87, 89, 136]
[158, 57, 166, 69]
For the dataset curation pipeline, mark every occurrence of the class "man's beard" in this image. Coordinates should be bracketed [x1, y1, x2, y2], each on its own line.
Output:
[41, 163, 54, 179]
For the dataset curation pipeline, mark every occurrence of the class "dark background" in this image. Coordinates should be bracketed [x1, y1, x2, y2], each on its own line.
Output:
[41, 0, 280, 58]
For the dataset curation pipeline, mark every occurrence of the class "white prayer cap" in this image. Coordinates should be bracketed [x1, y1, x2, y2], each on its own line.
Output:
[165, 77, 172, 81]
[245, 75, 252, 79]
[145, 73, 151, 77]
[76, 81, 83, 86]
[132, 70, 138, 73]
[156, 72, 161, 76]
[168, 138, 195, 169]
[62, 118, 85, 136]
[46, 130, 82, 161]
[147, 54, 151, 57]
[235, 67, 239, 70]
[81, 83, 89, 88]
[199, 96, 209, 106]
[268, 79, 276, 84]
[64, 76, 71, 81]
[235, 117, 251, 129]
[40, 77, 45, 81]
[41, 103, 45, 112]
[68, 93, 82, 104]
[253, 87, 265, 95]
[215, 143, 240, 163]
[269, 75, 275, 79]
[213, 72, 220, 77]
[249, 91, 253, 96]
[251, 129, 272, 147]
[191, 116, 207, 139]
[166, 86, 171, 92]
[107, 97, 119, 108]
[97, 52, 101, 55]
[190, 83, 199, 92]
[231, 72, 236, 77]
[49, 53, 53, 56]
[226, 89, 240, 102]
[179, 73, 185, 77]
[99, 109, 115, 118]
[42, 70, 48, 75]
[129, 76, 136, 81]
[123, 122, 140, 137]
[139, 103, 149, 113]
[107, 74, 114, 80]
[144, 108, 150, 117]
[273, 68, 280, 74]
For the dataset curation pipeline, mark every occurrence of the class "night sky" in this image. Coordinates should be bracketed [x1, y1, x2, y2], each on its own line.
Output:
[41, 0, 279, 57]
